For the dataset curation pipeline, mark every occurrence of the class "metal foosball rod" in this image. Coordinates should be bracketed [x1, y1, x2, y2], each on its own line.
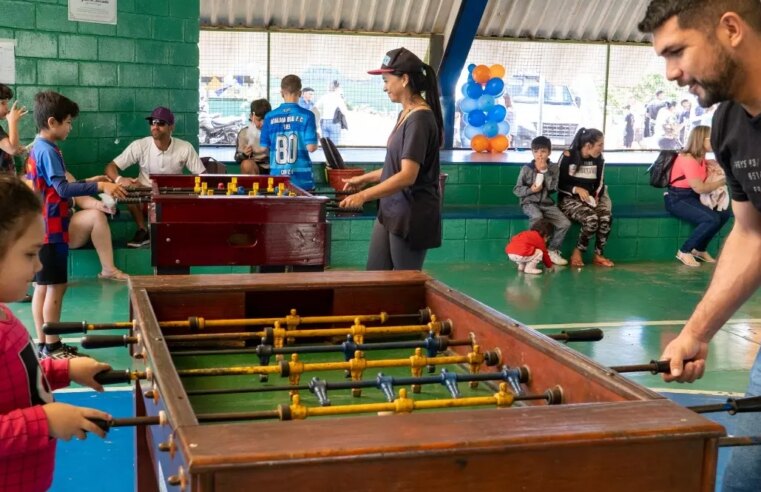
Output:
[89, 382, 563, 431]
[185, 365, 532, 405]
[43, 307, 435, 335]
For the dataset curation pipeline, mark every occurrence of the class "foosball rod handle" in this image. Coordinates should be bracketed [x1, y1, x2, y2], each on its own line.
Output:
[718, 435, 761, 448]
[689, 396, 761, 415]
[42, 321, 88, 335]
[88, 416, 161, 433]
[81, 335, 136, 349]
[549, 328, 604, 343]
[610, 359, 673, 374]
[94, 369, 135, 385]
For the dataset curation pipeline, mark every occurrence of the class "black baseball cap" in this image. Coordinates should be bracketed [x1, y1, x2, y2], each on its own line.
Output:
[368, 48, 425, 75]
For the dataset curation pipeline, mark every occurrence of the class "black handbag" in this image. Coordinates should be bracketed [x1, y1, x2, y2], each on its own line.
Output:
[333, 107, 348, 130]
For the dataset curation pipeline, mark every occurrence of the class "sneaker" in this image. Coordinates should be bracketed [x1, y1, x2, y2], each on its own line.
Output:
[127, 228, 150, 248]
[517, 263, 525, 272]
[548, 250, 568, 266]
[691, 249, 716, 263]
[40, 342, 90, 359]
[676, 250, 700, 267]
[524, 263, 542, 275]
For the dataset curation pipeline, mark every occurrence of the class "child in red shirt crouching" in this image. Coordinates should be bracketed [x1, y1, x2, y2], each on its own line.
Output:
[505, 219, 554, 275]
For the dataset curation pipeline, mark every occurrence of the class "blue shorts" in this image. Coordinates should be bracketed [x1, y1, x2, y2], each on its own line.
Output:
[35, 243, 69, 285]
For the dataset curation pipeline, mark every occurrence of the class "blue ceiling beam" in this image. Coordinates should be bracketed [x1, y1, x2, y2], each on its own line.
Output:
[438, 0, 488, 149]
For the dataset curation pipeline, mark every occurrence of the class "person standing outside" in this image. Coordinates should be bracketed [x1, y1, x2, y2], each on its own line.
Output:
[639, 2, 761, 491]
[260, 75, 318, 190]
[315, 80, 350, 144]
[340, 47, 443, 270]
[0, 84, 28, 174]
[298, 87, 315, 111]
[104, 107, 205, 247]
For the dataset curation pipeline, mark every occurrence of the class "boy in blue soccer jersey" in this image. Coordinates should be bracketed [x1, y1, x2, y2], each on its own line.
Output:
[260, 75, 318, 190]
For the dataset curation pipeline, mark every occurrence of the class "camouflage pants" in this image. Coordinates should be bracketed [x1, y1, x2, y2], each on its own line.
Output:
[558, 193, 613, 255]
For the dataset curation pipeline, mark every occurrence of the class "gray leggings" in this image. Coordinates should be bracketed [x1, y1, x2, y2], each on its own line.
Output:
[366, 219, 427, 270]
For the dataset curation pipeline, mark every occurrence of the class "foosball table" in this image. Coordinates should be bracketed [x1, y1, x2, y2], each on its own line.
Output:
[127, 174, 330, 274]
[67, 272, 726, 491]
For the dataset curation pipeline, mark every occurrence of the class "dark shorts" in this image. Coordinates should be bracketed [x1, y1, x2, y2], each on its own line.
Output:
[35, 243, 69, 285]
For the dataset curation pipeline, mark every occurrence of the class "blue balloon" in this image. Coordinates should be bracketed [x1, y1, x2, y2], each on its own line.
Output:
[483, 122, 499, 138]
[463, 124, 483, 140]
[460, 83, 470, 98]
[460, 97, 478, 113]
[497, 121, 511, 135]
[466, 110, 486, 127]
[487, 105, 507, 123]
[467, 63, 476, 73]
[477, 94, 495, 112]
[466, 82, 483, 99]
[485, 77, 505, 97]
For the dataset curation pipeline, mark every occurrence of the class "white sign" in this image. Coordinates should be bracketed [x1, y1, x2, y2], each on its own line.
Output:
[0, 39, 15, 84]
[68, 0, 117, 25]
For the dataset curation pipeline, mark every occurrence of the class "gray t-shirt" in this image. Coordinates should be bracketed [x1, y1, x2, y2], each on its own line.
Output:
[378, 109, 441, 250]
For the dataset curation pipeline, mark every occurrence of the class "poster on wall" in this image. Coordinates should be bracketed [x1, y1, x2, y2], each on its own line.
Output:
[0, 39, 15, 84]
[68, 0, 117, 25]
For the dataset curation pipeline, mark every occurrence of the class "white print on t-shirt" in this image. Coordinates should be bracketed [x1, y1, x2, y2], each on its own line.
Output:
[574, 163, 598, 180]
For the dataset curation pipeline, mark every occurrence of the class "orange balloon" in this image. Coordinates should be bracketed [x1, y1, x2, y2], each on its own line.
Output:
[472, 65, 491, 84]
[489, 64, 506, 79]
[489, 135, 509, 153]
[471, 135, 490, 153]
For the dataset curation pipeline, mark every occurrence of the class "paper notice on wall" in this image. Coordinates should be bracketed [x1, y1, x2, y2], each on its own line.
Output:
[68, 0, 117, 25]
[0, 39, 15, 84]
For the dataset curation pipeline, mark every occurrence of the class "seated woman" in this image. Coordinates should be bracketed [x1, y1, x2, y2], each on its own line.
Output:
[664, 125, 731, 267]
[66, 173, 128, 280]
[557, 128, 614, 268]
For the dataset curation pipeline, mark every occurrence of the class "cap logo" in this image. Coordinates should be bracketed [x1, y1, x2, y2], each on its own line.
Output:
[382, 54, 391, 66]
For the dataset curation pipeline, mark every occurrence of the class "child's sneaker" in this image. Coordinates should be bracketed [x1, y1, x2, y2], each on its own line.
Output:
[40, 342, 89, 359]
[524, 263, 542, 275]
[691, 249, 716, 263]
[517, 263, 525, 272]
[548, 250, 568, 266]
[676, 250, 700, 267]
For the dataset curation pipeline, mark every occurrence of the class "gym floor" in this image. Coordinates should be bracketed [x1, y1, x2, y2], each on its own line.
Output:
[7, 260, 758, 491]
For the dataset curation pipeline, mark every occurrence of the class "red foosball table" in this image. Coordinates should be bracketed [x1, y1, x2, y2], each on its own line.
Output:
[119, 271, 723, 491]
[144, 175, 329, 274]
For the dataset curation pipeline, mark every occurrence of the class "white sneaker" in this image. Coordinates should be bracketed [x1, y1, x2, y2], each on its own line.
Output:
[676, 250, 700, 267]
[548, 250, 568, 266]
[517, 263, 525, 272]
[691, 249, 716, 263]
[524, 263, 542, 275]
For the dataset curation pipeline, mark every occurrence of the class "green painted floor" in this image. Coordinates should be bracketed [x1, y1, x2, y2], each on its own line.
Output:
[7, 260, 758, 395]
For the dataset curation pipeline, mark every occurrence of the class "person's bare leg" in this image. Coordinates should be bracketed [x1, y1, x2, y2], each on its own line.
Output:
[32, 283, 47, 345]
[128, 203, 146, 230]
[240, 159, 260, 175]
[70, 210, 120, 275]
[42, 284, 67, 345]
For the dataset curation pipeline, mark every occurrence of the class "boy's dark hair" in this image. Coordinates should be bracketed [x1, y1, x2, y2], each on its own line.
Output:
[638, 0, 761, 34]
[302, 87, 314, 93]
[250, 99, 272, 118]
[34, 91, 79, 130]
[530, 219, 554, 239]
[281, 75, 302, 94]
[0, 175, 41, 258]
[0, 84, 12, 100]
[568, 127, 604, 153]
[531, 136, 552, 152]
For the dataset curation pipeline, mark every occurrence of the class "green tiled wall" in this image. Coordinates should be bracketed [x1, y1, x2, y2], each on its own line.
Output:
[3, 0, 200, 179]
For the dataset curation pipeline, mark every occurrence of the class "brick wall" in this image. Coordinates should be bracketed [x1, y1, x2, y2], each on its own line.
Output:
[0, 0, 200, 178]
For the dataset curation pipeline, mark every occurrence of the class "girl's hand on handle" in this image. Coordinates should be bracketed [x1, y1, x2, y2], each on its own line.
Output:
[99, 182, 127, 199]
[43, 402, 112, 440]
[69, 358, 112, 392]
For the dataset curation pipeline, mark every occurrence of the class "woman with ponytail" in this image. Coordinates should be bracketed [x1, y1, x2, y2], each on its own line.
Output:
[340, 47, 443, 270]
[557, 127, 615, 268]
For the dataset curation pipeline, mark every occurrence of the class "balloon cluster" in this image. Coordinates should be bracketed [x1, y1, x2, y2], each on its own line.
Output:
[460, 63, 510, 153]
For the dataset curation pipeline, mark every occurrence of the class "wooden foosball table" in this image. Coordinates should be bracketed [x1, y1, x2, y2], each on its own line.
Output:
[113, 272, 723, 491]
[137, 175, 329, 274]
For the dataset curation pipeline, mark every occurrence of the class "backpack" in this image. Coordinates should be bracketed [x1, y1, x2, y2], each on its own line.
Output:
[647, 150, 684, 188]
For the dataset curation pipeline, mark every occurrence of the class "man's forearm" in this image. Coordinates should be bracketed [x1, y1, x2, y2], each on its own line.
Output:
[684, 223, 761, 342]
[104, 162, 121, 181]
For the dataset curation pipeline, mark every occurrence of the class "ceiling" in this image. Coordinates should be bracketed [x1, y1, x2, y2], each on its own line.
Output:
[200, 0, 653, 43]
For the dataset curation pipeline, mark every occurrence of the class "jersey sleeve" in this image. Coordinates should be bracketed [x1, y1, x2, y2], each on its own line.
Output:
[0, 406, 51, 458]
[303, 111, 318, 146]
[40, 358, 70, 391]
[112, 140, 141, 170]
[259, 117, 271, 149]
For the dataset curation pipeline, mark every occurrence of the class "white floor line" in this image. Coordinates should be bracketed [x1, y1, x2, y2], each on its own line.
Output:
[54, 386, 132, 393]
[651, 387, 744, 398]
[533, 318, 761, 330]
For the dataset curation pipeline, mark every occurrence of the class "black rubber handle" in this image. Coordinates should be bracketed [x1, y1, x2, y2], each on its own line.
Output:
[558, 328, 604, 342]
[94, 370, 133, 385]
[649, 360, 672, 374]
[42, 321, 86, 335]
[81, 335, 130, 349]
[88, 418, 111, 433]
[730, 396, 761, 414]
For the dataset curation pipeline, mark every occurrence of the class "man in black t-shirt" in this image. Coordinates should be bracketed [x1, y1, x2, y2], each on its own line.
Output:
[640, 2, 761, 491]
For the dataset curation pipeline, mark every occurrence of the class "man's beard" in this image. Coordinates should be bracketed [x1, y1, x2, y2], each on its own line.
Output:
[695, 46, 742, 107]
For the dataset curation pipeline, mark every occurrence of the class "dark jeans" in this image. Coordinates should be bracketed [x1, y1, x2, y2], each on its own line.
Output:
[664, 187, 731, 253]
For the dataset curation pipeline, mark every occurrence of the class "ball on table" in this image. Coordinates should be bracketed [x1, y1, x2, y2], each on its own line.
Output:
[237, 185, 246, 195]
[217, 182, 225, 190]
